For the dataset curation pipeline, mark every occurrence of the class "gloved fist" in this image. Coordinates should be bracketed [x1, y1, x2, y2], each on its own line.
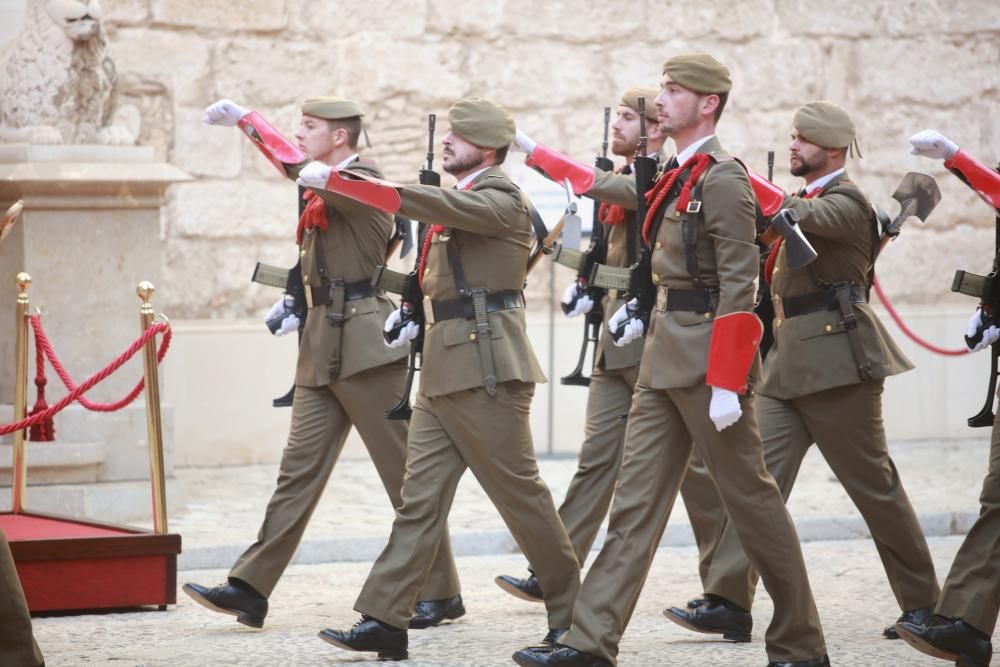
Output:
[561, 282, 594, 318]
[965, 308, 1000, 352]
[608, 298, 644, 347]
[909, 129, 958, 161]
[203, 99, 250, 127]
[265, 296, 300, 336]
[297, 161, 333, 189]
[708, 386, 742, 432]
[383, 307, 420, 348]
[513, 128, 537, 154]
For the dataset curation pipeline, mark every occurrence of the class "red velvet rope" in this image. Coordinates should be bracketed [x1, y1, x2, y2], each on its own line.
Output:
[0, 316, 172, 435]
[871, 273, 968, 356]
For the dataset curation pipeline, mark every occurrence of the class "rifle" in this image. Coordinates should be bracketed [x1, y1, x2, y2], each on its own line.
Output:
[252, 185, 309, 407]
[381, 114, 439, 420]
[561, 107, 614, 387]
[952, 162, 1000, 427]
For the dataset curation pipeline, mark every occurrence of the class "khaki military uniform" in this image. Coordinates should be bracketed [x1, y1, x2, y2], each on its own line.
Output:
[699, 174, 940, 616]
[556, 162, 726, 580]
[0, 529, 44, 667]
[229, 157, 460, 602]
[558, 137, 826, 665]
[353, 167, 580, 630]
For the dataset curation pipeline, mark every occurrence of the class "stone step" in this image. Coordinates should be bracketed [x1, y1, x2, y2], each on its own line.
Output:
[0, 477, 183, 525]
[0, 441, 106, 484]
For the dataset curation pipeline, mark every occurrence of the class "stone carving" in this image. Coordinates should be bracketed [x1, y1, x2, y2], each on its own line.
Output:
[0, 0, 137, 145]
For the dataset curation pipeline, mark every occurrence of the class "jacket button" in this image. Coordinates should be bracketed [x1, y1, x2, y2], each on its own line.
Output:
[300, 250, 306, 257]
[351, 307, 357, 315]
[469, 333, 477, 341]
[655, 241, 662, 250]
[703, 312, 711, 319]
[776, 319, 783, 328]
[652, 272, 660, 282]
[607, 242, 614, 250]
[825, 324, 833, 332]
[303, 276, 310, 285]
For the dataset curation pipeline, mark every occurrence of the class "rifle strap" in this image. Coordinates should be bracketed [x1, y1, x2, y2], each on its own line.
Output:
[445, 232, 500, 395]
[678, 155, 730, 288]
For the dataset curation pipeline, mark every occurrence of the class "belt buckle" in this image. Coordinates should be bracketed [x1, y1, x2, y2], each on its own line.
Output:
[655, 285, 668, 312]
[686, 201, 702, 213]
[304, 286, 314, 309]
[423, 295, 435, 325]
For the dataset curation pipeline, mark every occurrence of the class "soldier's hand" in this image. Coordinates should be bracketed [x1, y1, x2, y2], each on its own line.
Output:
[383, 307, 420, 348]
[561, 282, 593, 318]
[965, 308, 1000, 352]
[513, 129, 537, 154]
[608, 298, 644, 346]
[708, 386, 742, 431]
[265, 296, 299, 336]
[297, 162, 333, 189]
[909, 129, 958, 161]
[203, 99, 249, 127]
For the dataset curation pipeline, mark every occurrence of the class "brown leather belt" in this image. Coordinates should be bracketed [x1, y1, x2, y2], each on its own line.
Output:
[305, 279, 379, 309]
[426, 290, 525, 325]
[654, 285, 715, 314]
[775, 286, 866, 320]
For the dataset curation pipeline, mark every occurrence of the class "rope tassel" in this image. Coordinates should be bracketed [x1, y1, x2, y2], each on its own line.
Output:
[28, 329, 55, 441]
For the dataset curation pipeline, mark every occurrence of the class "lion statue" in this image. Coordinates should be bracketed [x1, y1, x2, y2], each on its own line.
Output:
[0, 0, 137, 145]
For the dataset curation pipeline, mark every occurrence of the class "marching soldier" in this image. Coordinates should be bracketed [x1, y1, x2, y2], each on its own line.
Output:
[182, 97, 463, 631]
[664, 102, 941, 646]
[511, 53, 829, 667]
[0, 529, 44, 667]
[496, 88, 727, 603]
[294, 97, 580, 661]
[896, 129, 1000, 667]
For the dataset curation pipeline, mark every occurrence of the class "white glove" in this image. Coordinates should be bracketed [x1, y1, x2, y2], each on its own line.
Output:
[383, 308, 420, 349]
[965, 308, 1000, 352]
[513, 128, 537, 154]
[608, 298, 644, 347]
[265, 297, 299, 337]
[909, 129, 958, 161]
[202, 99, 249, 127]
[297, 161, 333, 189]
[561, 283, 594, 318]
[709, 386, 742, 432]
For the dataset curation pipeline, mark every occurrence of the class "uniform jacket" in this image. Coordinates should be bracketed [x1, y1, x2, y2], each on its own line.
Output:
[286, 157, 408, 387]
[760, 173, 912, 399]
[588, 136, 761, 390]
[397, 166, 547, 397]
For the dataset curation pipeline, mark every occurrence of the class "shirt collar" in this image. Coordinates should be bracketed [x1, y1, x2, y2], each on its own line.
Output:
[804, 167, 845, 195]
[334, 153, 359, 171]
[456, 166, 491, 190]
[675, 134, 715, 166]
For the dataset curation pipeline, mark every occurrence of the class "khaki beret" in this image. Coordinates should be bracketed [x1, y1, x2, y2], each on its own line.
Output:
[448, 97, 515, 148]
[794, 100, 863, 157]
[301, 97, 365, 120]
[620, 87, 660, 122]
[661, 53, 732, 94]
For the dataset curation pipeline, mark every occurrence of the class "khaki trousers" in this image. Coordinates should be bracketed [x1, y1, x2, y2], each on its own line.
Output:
[0, 529, 44, 667]
[355, 381, 580, 629]
[936, 416, 1000, 635]
[558, 364, 725, 580]
[230, 360, 460, 601]
[560, 383, 826, 665]
[702, 381, 939, 612]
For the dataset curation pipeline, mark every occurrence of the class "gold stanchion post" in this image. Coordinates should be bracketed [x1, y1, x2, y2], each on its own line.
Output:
[137, 281, 168, 534]
[12, 272, 31, 513]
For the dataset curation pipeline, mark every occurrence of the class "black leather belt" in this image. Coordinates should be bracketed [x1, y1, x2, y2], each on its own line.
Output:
[779, 286, 867, 318]
[427, 290, 525, 324]
[307, 279, 379, 308]
[654, 285, 715, 313]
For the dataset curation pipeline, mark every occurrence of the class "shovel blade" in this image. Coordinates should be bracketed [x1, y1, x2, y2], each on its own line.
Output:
[892, 172, 941, 224]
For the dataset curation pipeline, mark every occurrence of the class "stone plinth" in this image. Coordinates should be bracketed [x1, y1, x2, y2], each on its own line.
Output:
[0, 144, 189, 522]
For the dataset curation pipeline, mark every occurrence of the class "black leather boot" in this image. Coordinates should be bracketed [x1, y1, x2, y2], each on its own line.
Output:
[897, 616, 993, 667]
[766, 655, 830, 667]
[318, 615, 408, 661]
[495, 573, 544, 602]
[408, 594, 466, 629]
[182, 578, 268, 628]
[663, 594, 752, 642]
[512, 645, 612, 666]
[883, 605, 934, 639]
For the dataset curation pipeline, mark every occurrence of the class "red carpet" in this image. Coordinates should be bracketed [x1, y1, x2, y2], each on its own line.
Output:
[1, 512, 181, 613]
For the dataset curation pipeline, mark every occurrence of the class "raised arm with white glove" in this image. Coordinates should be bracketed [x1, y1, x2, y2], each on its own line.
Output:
[202, 98, 306, 176]
[909, 129, 958, 160]
[296, 161, 333, 189]
[910, 129, 1000, 210]
[203, 99, 250, 127]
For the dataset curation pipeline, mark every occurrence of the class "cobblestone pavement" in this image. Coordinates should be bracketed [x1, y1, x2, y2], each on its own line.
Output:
[33, 536, 994, 666]
[158, 438, 987, 569]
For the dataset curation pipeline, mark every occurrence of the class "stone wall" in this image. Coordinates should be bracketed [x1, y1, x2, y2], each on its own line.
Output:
[7, 0, 1000, 316]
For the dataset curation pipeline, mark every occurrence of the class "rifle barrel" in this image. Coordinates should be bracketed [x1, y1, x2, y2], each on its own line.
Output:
[426, 113, 436, 172]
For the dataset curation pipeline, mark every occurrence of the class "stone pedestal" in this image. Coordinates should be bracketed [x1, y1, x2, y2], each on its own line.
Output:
[0, 144, 189, 522]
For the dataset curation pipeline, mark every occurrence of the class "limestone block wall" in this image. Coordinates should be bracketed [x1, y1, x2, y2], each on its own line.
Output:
[4, 0, 998, 317]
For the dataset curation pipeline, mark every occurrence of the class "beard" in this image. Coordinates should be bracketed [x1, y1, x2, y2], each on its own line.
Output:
[443, 149, 484, 175]
[790, 150, 828, 177]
